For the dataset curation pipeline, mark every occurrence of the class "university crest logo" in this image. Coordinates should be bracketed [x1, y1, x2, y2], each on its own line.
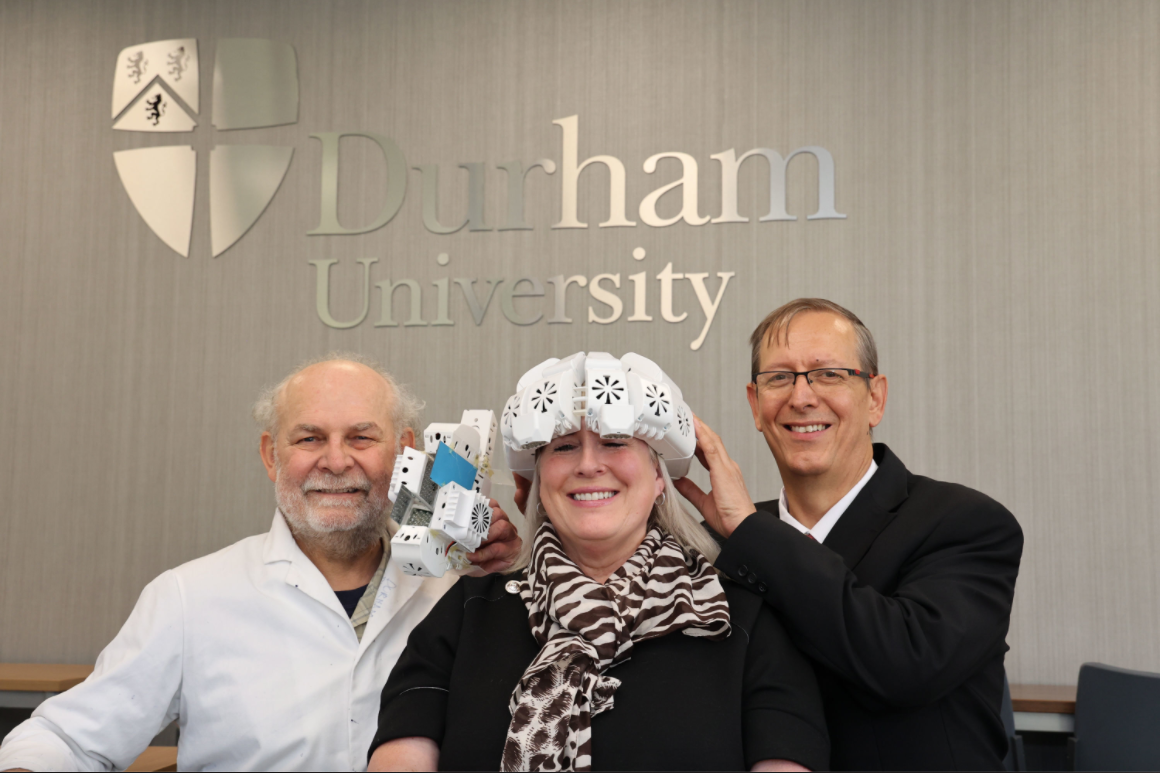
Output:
[111, 38, 299, 257]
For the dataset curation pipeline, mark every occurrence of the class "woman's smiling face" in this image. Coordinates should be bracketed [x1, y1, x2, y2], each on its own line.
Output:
[537, 427, 664, 568]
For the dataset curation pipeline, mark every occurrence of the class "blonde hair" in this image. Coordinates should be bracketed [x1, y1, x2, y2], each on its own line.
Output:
[508, 445, 720, 573]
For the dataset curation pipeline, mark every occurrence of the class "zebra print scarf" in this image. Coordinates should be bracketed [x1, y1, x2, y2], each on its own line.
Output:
[501, 522, 730, 772]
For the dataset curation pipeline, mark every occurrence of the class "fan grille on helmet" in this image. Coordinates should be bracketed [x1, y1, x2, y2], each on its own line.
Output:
[645, 383, 672, 417]
[530, 382, 557, 414]
[502, 398, 518, 431]
[591, 374, 625, 405]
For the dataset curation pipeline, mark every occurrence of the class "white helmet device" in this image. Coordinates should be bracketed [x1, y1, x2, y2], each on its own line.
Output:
[501, 351, 696, 479]
[388, 409, 499, 578]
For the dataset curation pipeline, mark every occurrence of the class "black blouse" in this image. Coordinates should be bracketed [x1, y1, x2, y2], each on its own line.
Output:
[370, 574, 830, 771]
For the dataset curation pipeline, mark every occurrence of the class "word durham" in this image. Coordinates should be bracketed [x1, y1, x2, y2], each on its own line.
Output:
[309, 114, 843, 348]
[309, 115, 844, 235]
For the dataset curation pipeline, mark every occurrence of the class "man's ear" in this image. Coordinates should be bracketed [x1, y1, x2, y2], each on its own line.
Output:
[868, 375, 889, 428]
[397, 426, 416, 450]
[260, 432, 277, 482]
[746, 381, 762, 431]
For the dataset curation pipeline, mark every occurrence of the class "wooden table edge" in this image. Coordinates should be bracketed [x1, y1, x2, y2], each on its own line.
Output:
[0, 664, 94, 693]
[126, 746, 178, 772]
[1010, 683, 1077, 714]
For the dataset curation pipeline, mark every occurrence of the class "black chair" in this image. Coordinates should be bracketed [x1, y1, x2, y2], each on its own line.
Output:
[1001, 674, 1026, 771]
[1072, 662, 1160, 771]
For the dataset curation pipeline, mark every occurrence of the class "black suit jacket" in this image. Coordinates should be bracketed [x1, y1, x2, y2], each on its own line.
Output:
[715, 443, 1023, 771]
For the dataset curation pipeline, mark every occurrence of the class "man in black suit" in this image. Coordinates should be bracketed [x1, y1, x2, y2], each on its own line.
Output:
[675, 298, 1023, 771]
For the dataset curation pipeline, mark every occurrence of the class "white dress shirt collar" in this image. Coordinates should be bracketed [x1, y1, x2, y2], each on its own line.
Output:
[778, 459, 878, 543]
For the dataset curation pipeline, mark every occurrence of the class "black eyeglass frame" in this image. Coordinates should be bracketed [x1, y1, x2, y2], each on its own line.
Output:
[750, 367, 874, 387]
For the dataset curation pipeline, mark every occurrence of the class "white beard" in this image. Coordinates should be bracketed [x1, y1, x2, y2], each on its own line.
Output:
[275, 464, 389, 561]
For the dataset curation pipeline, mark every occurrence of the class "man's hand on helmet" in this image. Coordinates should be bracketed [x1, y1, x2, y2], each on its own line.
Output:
[673, 415, 756, 538]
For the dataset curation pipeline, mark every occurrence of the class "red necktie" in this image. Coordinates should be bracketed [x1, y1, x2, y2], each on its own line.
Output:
[806, 533, 816, 541]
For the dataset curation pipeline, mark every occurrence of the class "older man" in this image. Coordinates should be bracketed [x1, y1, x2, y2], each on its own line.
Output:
[674, 299, 1023, 771]
[0, 355, 519, 772]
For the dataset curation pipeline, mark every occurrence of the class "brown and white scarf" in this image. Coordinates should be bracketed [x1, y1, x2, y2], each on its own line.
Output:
[501, 522, 731, 772]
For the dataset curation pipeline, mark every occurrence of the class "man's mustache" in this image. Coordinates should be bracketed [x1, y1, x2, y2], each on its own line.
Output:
[300, 471, 372, 494]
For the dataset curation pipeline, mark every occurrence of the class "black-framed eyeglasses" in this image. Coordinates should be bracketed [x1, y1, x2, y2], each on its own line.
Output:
[751, 367, 873, 392]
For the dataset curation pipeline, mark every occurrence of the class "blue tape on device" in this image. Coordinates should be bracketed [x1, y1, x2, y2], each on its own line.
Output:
[429, 441, 478, 490]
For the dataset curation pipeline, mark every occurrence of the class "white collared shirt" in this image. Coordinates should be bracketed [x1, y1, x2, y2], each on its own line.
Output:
[778, 460, 878, 543]
[0, 511, 458, 772]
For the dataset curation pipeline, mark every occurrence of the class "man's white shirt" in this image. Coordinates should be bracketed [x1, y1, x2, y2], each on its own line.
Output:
[0, 511, 457, 772]
[778, 460, 878, 543]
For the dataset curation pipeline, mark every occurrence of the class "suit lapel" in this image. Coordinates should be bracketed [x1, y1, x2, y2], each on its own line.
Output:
[822, 444, 910, 570]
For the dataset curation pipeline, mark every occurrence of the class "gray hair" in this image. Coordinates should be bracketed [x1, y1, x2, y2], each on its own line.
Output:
[508, 446, 721, 573]
[252, 351, 424, 441]
[749, 298, 879, 379]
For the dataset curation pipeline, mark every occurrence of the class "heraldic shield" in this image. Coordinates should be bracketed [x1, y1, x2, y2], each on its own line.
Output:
[111, 38, 298, 257]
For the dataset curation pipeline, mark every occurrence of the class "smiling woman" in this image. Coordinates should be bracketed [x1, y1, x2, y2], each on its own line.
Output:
[538, 430, 662, 567]
[521, 428, 719, 583]
[367, 352, 831, 773]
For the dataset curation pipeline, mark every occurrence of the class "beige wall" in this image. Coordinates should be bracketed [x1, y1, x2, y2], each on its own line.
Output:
[1, 0, 1158, 685]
